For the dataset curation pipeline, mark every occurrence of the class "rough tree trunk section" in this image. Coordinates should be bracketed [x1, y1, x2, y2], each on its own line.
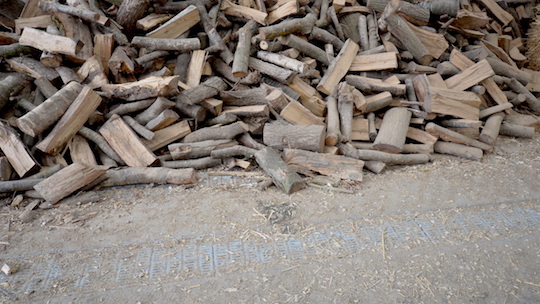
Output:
[283, 149, 364, 181]
[255, 147, 306, 194]
[263, 124, 325, 152]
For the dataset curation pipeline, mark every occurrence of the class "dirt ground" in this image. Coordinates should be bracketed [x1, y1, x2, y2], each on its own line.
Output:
[1, 135, 539, 303]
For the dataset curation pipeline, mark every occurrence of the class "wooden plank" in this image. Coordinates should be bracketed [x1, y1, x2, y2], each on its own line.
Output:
[444, 59, 494, 91]
[146, 5, 199, 39]
[349, 52, 398, 72]
[317, 39, 359, 95]
[33, 163, 107, 204]
[36, 86, 103, 155]
[0, 122, 39, 177]
[99, 114, 158, 167]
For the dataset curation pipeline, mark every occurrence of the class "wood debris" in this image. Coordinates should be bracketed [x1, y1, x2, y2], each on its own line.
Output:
[0, 0, 539, 201]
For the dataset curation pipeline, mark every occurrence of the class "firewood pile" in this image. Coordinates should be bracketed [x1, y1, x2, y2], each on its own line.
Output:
[1, 0, 540, 203]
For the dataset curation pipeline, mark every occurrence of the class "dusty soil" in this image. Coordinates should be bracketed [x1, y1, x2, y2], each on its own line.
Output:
[1, 135, 539, 303]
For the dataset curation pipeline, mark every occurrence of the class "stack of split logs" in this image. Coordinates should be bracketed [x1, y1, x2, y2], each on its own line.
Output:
[1, 0, 540, 202]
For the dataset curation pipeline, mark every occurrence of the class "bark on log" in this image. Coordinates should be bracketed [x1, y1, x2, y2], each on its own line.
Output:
[169, 139, 238, 160]
[131, 37, 201, 51]
[283, 149, 364, 181]
[0, 75, 26, 112]
[116, 0, 152, 36]
[310, 26, 344, 50]
[255, 147, 306, 194]
[100, 167, 197, 187]
[175, 76, 228, 105]
[263, 124, 325, 152]
[504, 77, 540, 114]
[338, 143, 430, 165]
[259, 13, 317, 40]
[479, 112, 505, 146]
[425, 122, 493, 152]
[210, 145, 257, 159]
[232, 23, 252, 78]
[338, 82, 354, 142]
[17, 82, 83, 137]
[135, 97, 176, 125]
[183, 121, 248, 143]
[162, 157, 222, 170]
[280, 34, 330, 66]
[325, 95, 341, 146]
[78, 126, 124, 164]
[249, 57, 296, 84]
[434, 141, 483, 161]
[373, 107, 412, 153]
[499, 123, 535, 138]
[383, 14, 432, 65]
[0, 179, 43, 193]
[221, 87, 268, 106]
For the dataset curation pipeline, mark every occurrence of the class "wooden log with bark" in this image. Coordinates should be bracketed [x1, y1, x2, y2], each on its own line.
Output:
[283, 149, 364, 182]
[263, 124, 325, 152]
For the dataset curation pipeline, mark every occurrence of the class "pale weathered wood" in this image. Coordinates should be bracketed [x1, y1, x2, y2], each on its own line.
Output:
[499, 122, 535, 138]
[425, 122, 493, 152]
[145, 109, 180, 131]
[325, 95, 341, 146]
[186, 50, 207, 88]
[259, 13, 316, 40]
[131, 36, 201, 51]
[349, 52, 398, 72]
[425, 87, 481, 120]
[53, 12, 93, 64]
[136, 13, 173, 31]
[221, 0, 268, 25]
[183, 121, 248, 143]
[69, 135, 98, 166]
[232, 23, 253, 78]
[444, 59, 495, 91]
[36, 86, 102, 155]
[0, 122, 39, 178]
[176, 76, 228, 105]
[283, 149, 363, 181]
[34, 163, 107, 204]
[373, 107, 412, 153]
[479, 103, 514, 119]
[223, 105, 269, 117]
[14, 15, 53, 34]
[6, 57, 59, 81]
[287, 76, 326, 116]
[267, 0, 298, 24]
[141, 120, 192, 151]
[317, 39, 359, 95]
[99, 114, 158, 167]
[102, 76, 179, 101]
[346, 75, 406, 96]
[249, 57, 296, 84]
[263, 124, 325, 152]
[279, 34, 330, 66]
[477, 0, 513, 25]
[93, 34, 114, 75]
[17, 82, 83, 137]
[169, 139, 238, 160]
[479, 112, 505, 145]
[100, 167, 197, 187]
[361, 92, 394, 114]
[434, 141, 483, 161]
[146, 5, 200, 39]
[339, 143, 430, 165]
[280, 101, 326, 126]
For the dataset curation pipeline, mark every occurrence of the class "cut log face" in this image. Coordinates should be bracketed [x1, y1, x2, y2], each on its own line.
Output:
[99, 114, 159, 167]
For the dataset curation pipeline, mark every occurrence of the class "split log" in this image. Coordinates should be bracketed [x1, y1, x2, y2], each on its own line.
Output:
[162, 157, 222, 170]
[266, 0, 299, 24]
[368, 0, 430, 25]
[349, 52, 398, 72]
[99, 114, 159, 167]
[434, 142, 483, 161]
[101, 76, 179, 101]
[146, 5, 200, 39]
[169, 139, 238, 160]
[424, 87, 481, 120]
[287, 76, 326, 116]
[34, 77, 58, 99]
[425, 122, 493, 152]
[221, 0, 268, 25]
[34, 163, 107, 204]
[248, 57, 296, 84]
[373, 107, 411, 153]
[19, 27, 83, 56]
[444, 59, 494, 91]
[283, 149, 364, 181]
[263, 124, 325, 152]
[175, 76, 228, 105]
[317, 39, 359, 95]
[186, 50, 207, 88]
[485, 57, 530, 85]
[175, 100, 207, 122]
[259, 13, 317, 40]
[0, 122, 39, 177]
[36, 86, 102, 155]
[479, 103, 514, 119]
[183, 121, 248, 143]
[40, 25, 63, 68]
[364, 160, 386, 174]
[479, 112, 505, 146]
[131, 37, 201, 51]
[310, 26, 344, 50]
[280, 101, 326, 126]
[381, 13, 432, 65]
[201, 98, 223, 116]
[325, 95, 341, 146]
[99, 167, 197, 187]
[255, 147, 306, 194]
[361, 92, 394, 114]
[39, 1, 108, 26]
[17, 82, 83, 137]
[53, 12, 93, 63]
[141, 120, 192, 151]
[116, 0, 152, 35]
[223, 105, 269, 118]
[0, 43, 36, 58]
[69, 135, 98, 166]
